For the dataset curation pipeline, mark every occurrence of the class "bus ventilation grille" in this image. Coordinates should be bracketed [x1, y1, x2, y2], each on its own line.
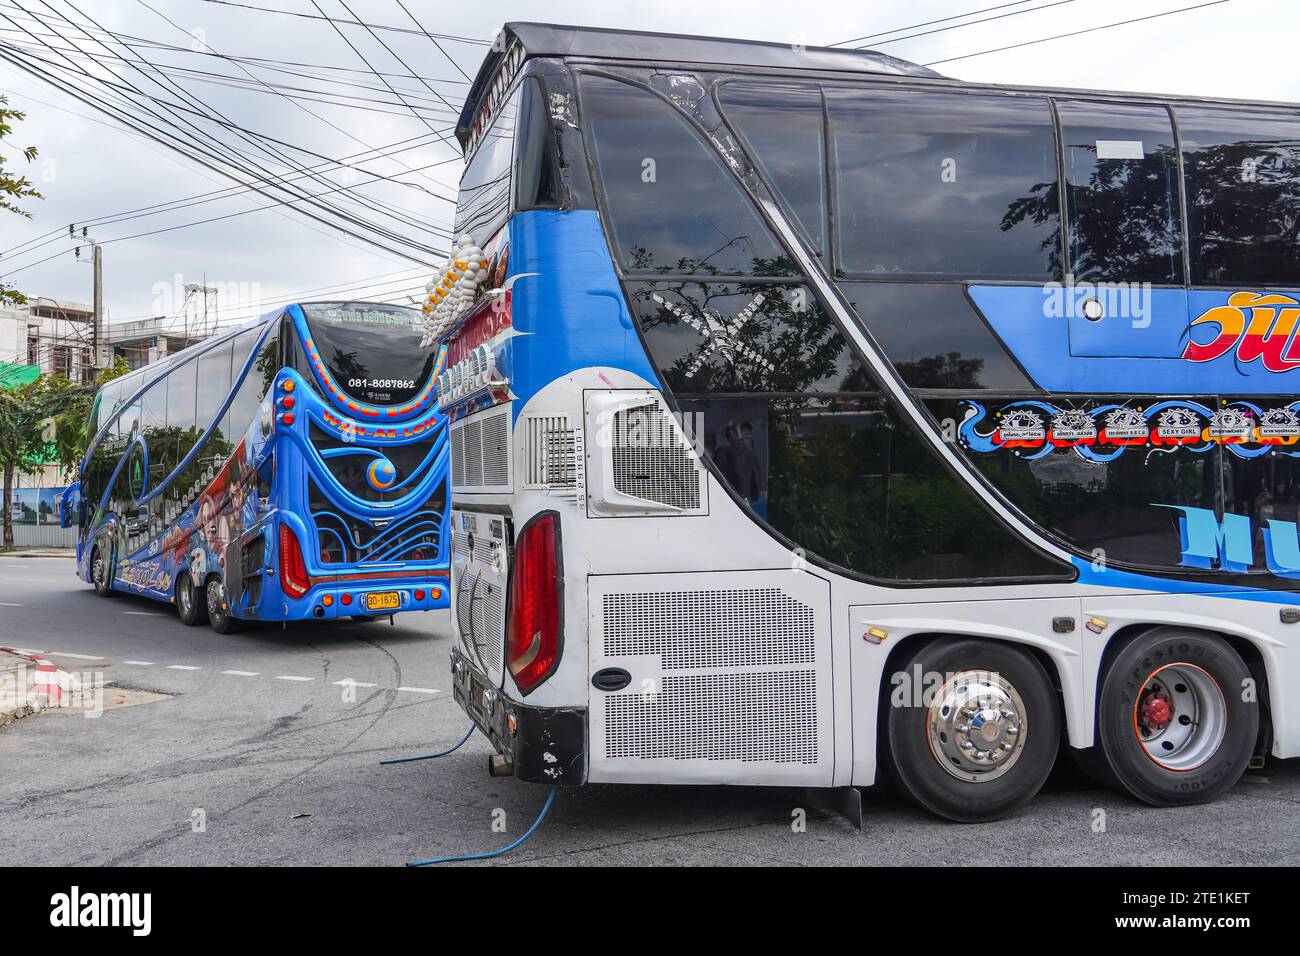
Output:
[451, 527, 505, 677]
[601, 588, 818, 764]
[610, 404, 702, 511]
[451, 405, 511, 494]
[522, 413, 582, 495]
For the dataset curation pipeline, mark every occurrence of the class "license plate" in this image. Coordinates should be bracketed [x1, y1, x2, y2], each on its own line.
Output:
[366, 591, 400, 611]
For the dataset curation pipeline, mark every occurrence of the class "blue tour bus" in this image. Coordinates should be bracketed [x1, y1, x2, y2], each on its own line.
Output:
[62, 300, 451, 632]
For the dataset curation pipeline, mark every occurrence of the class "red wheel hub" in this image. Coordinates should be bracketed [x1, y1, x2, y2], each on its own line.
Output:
[1140, 689, 1174, 733]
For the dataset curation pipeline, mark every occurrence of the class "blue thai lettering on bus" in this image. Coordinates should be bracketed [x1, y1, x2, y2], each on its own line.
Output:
[1157, 503, 1300, 576]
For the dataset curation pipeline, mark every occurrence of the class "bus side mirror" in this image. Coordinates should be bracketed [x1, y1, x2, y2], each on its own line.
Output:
[60, 482, 81, 529]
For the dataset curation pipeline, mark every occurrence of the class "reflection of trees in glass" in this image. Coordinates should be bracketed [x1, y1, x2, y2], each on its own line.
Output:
[329, 348, 366, 384]
[1185, 140, 1300, 283]
[624, 245, 799, 278]
[893, 353, 984, 389]
[766, 397, 1035, 579]
[1056, 143, 1183, 281]
[637, 283, 858, 393]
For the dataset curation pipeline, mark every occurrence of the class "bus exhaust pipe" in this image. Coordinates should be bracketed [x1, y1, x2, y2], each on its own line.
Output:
[488, 753, 514, 777]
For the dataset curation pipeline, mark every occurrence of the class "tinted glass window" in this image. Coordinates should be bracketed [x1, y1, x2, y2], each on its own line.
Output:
[195, 340, 234, 442]
[94, 381, 122, 438]
[139, 377, 169, 493]
[679, 395, 1065, 580]
[302, 302, 435, 406]
[165, 357, 198, 504]
[841, 283, 1037, 390]
[1180, 107, 1300, 286]
[719, 83, 827, 257]
[829, 89, 1060, 280]
[1058, 101, 1183, 283]
[628, 281, 872, 394]
[582, 74, 792, 276]
[938, 397, 1217, 570]
[227, 322, 279, 441]
[455, 87, 517, 239]
[514, 77, 560, 211]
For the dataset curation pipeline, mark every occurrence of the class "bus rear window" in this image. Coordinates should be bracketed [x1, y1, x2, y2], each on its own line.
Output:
[300, 302, 436, 407]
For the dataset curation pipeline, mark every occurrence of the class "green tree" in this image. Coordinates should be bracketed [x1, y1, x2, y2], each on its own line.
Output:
[0, 359, 124, 549]
[0, 94, 43, 306]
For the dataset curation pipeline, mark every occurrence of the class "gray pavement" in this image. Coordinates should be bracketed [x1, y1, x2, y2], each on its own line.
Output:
[1, 554, 1298, 866]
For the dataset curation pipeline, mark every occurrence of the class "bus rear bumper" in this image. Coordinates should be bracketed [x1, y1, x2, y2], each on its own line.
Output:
[450, 646, 588, 785]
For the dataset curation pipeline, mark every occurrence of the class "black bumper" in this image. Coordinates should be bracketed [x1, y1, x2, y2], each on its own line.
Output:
[450, 646, 588, 785]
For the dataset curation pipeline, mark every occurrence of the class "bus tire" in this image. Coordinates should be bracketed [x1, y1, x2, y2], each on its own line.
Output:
[90, 543, 115, 597]
[885, 638, 1060, 823]
[1094, 628, 1256, 807]
[176, 571, 207, 626]
[206, 577, 243, 634]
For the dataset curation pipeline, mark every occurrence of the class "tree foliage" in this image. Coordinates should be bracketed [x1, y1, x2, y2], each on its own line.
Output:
[0, 358, 126, 549]
[1, 94, 42, 306]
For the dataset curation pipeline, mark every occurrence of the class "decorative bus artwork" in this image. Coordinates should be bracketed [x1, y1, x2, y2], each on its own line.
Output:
[422, 23, 1300, 826]
[61, 301, 451, 632]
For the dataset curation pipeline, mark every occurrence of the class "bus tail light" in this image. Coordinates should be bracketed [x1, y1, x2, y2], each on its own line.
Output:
[506, 513, 561, 695]
[279, 524, 310, 598]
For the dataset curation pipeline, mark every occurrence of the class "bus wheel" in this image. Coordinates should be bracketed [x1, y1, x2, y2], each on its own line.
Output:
[176, 572, 208, 626]
[885, 638, 1060, 822]
[1095, 628, 1256, 807]
[90, 544, 115, 597]
[206, 578, 242, 634]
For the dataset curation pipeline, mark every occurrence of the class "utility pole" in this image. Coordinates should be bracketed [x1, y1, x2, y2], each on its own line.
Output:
[93, 242, 103, 369]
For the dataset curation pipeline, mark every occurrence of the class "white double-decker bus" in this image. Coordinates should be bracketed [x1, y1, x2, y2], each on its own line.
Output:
[424, 23, 1300, 821]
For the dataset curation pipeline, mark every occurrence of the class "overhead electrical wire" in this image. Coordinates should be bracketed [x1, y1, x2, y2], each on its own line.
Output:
[923, 0, 1235, 65]
[0, 3, 449, 263]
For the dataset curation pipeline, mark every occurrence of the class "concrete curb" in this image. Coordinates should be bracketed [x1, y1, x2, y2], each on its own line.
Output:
[0, 646, 76, 726]
[0, 549, 75, 558]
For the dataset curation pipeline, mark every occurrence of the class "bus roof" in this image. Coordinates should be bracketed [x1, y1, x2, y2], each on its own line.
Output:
[455, 22, 939, 149]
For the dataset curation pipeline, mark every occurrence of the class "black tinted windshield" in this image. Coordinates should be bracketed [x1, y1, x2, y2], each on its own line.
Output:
[300, 302, 435, 407]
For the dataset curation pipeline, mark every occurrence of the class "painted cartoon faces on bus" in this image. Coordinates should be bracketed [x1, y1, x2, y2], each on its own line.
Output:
[960, 399, 1300, 462]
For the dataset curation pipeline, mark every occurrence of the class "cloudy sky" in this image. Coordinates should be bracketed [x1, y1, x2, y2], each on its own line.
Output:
[1, 0, 1296, 337]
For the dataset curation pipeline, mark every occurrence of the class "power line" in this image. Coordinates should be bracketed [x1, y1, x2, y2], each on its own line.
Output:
[0, 71, 445, 267]
[924, 0, 1235, 65]
[830, 1, 1038, 47]
[0, 38, 442, 265]
[860, 0, 1081, 49]
[192, 0, 492, 45]
[1, 4, 448, 261]
[392, 0, 472, 81]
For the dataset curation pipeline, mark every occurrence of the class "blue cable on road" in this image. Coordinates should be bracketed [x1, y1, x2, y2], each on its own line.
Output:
[379, 724, 475, 765]
[406, 785, 559, 867]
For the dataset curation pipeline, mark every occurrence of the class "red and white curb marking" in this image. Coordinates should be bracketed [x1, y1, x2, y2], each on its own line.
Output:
[0, 645, 91, 712]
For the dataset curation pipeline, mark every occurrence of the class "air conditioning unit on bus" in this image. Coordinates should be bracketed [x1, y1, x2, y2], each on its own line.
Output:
[583, 390, 708, 518]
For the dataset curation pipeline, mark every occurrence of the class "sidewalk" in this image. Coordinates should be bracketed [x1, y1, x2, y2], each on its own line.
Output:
[0, 646, 72, 726]
[0, 548, 74, 558]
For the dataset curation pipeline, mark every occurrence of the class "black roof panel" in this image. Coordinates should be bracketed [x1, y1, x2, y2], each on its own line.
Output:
[456, 22, 939, 148]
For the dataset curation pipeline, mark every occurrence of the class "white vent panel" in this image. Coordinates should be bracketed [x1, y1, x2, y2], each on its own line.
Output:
[588, 570, 832, 786]
[450, 404, 512, 494]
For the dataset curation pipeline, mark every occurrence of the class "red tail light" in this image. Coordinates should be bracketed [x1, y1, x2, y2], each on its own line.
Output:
[506, 513, 561, 695]
[279, 524, 310, 598]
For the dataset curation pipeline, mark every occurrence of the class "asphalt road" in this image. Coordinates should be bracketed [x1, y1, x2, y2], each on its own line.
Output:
[2, 553, 1298, 867]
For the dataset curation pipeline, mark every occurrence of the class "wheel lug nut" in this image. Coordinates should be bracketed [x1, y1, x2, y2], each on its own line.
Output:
[960, 740, 974, 750]
[1006, 726, 1019, 735]
[956, 723, 969, 733]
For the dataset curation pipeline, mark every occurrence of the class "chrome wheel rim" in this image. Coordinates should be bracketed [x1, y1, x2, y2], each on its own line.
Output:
[92, 551, 105, 588]
[178, 577, 193, 617]
[1134, 663, 1226, 771]
[206, 580, 224, 621]
[927, 670, 1029, 783]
